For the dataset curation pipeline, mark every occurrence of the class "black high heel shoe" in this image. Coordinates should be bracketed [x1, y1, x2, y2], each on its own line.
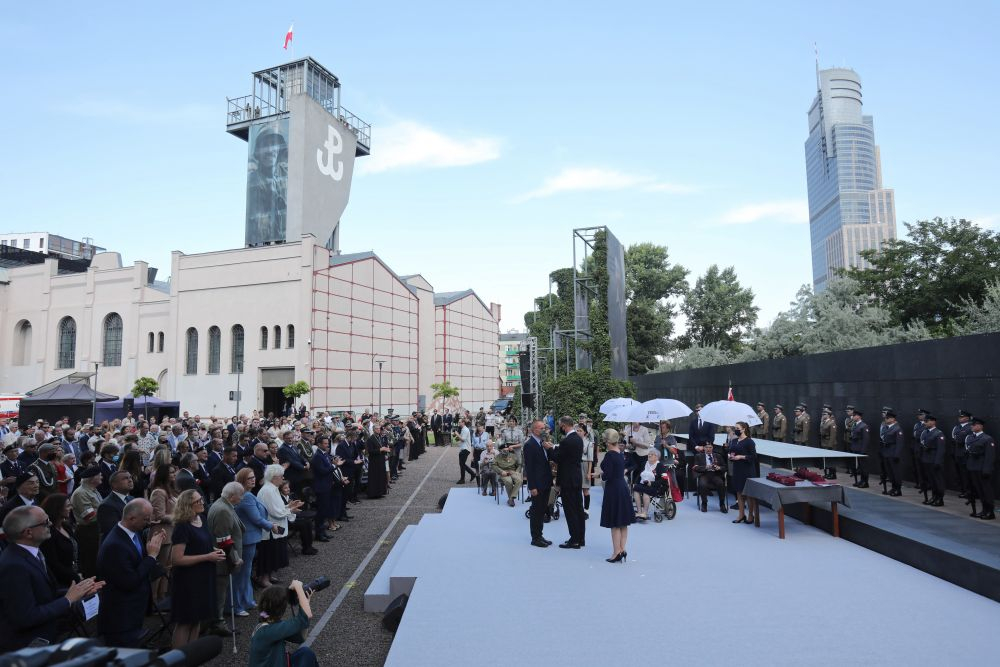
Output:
[606, 551, 626, 563]
[732, 517, 747, 524]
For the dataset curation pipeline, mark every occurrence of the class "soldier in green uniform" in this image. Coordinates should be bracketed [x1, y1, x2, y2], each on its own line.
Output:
[793, 405, 811, 445]
[753, 402, 769, 440]
[843, 404, 855, 478]
[772, 405, 787, 442]
[819, 405, 838, 479]
[494, 442, 523, 507]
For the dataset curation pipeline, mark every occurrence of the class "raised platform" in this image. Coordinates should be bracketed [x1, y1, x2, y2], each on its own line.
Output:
[370, 487, 1000, 666]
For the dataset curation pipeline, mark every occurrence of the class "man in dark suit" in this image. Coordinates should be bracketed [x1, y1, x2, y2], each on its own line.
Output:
[176, 452, 199, 493]
[97, 471, 134, 542]
[0, 506, 103, 650]
[205, 439, 224, 474]
[523, 420, 552, 548]
[278, 431, 308, 494]
[430, 410, 443, 448]
[210, 447, 239, 501]
[694, 443, 728, 512]
[97, 499, 165, 647]
[96, 443, 119, 496]
[555, 416, 585, 548]
[687, 404, 716, 452]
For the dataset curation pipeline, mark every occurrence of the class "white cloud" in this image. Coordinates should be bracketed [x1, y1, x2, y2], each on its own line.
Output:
[514, 167, 694, 202]
[360, 121, 501, 174]
[719, 200, 809, 225]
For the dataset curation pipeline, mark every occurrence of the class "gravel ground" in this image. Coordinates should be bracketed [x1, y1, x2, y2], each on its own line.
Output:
[201, 444, 457, 667]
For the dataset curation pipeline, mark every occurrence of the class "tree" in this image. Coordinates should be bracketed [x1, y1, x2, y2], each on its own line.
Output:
[131, 376, 159, 422]
[681, 265, 758, 352]
[657, 344, 734, 371]
[282, 381, 311, 412]
[541, 368, 634, 433]
[848, 217, 1000, 335]
[431, 380, 460, 401]
[955, 279, 1000, 335]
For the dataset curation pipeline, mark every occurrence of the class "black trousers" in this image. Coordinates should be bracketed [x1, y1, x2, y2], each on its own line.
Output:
[849, 453, 869, 483]
[910, 446, 924, 488]
[348, 467, 361, 501]
[969, 470, 994, 511]
[458, 450, 476, 481]
[921, 461, 945, 497]
[432, 429, 443, 446]
[881, 453, 901, 491]
[561, 486, 585, 544]
[697, 473, 726, 507]
[529, 488, 550, 540]
[953, 454, 969, 494]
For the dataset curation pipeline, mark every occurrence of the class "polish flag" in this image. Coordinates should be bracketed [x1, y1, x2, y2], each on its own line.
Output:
[283, 24, 294, 49]
[727, 386, 734, 401]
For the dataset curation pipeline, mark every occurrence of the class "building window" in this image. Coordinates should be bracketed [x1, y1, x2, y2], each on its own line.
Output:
[231, 325, 245, 373]
[273, 325, 281, 350]
[102, 313, 123, 367]
[186, 328, 198, 375]
[157, 332, 164, 353]
[287, 324, 295, 349]
[57, 317, 76, 369]
[12, 320, 31, 366]
[208, 326, 221, 374]
[22, 239, 29, 249]
[148, 332, 155, 353]
[260, 326, 268, 350]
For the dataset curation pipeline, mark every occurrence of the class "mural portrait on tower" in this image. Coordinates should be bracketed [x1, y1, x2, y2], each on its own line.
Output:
[245, 119, 289, 246]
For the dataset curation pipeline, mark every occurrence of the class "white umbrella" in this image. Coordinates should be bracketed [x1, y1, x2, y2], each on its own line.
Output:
[599, 397, 637, 414]
[605, 398, 691, 423]
[698, 400, 762, 427]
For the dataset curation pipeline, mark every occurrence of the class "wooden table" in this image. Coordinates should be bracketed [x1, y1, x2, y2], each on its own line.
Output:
[742, 477, 849, 539]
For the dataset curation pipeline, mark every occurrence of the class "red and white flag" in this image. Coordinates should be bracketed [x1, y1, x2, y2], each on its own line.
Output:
[727, 386, 734, 401]
[283, 24, 294, 50]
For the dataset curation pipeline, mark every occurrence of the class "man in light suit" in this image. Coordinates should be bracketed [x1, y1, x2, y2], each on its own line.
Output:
[0, 506, 102, 650]
[97, 499, 165, 647]
[555, 416, 585, 548]
[523, 420, 552, 548]
[98, 471, 134, 542]
[206, 482, 245, 636]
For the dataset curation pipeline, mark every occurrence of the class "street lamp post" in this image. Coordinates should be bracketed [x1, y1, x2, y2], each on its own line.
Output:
[91, 362, 100, 426]
[375, 359, 386, 416]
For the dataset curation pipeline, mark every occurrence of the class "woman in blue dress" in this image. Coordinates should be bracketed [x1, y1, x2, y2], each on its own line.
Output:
[729, 421, 758, 524]
[600, 429, 635, 563]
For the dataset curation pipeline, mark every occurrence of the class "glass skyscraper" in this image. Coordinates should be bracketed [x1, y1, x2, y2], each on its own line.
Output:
[805, 67, 896, 291]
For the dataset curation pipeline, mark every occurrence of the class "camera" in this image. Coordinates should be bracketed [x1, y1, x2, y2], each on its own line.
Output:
[289, 576, 331, 604]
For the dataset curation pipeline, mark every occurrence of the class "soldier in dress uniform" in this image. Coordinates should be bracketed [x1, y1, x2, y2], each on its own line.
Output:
[842, 405, 855, 478]
[879, 411, 904, 496]
[964, 418, 996, 520]
[952, 410, 973, 499]
[772, 405, 787, 443]
[911, 408, 928, 491]
[753, 402, 769, 440]
[793, 405, 810, 445]
[878, 407, 893, 490]
[919, 415, 946, 506]
[849, 409, 870, 487]
[819, 406, 838, 479]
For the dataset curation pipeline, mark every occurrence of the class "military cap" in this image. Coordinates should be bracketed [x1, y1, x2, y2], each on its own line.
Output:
[852, 409, 864, 417]
[794, 405, 804, 411]
[14, 471, 37, 487]
[822, 407, 832, 414]
[822, 404, 832, 410]
[757, 402, 765, 408]
[924, 415, 938, 422]
[971, 417, 985, 426]
[845, 404, 855, 410]
[2, 443, 16, 453]
[774, 404, 783, 410]
[79, 466, 102, 479]
[881, 406, 892, 413]
[959, 410, 972, 418]
[885, 410, 897, 419]
[917, 408, 929, 415]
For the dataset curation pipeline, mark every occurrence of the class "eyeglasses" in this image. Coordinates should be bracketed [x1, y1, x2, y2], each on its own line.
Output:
[29, 519, 53, 530]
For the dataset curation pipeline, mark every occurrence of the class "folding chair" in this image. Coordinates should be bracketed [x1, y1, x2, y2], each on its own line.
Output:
[141, 574, 173, 649]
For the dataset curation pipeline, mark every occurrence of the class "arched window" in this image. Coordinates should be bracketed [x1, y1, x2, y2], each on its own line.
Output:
[208, 326, 221, 374]
[102, 313, 123, 366]
[148, 332, 155, 353]
[260, 326, 268, 350]
[231, 325, 245, 373]
[57, 317, 76, 369]
[157, 332, 164, 353]
[12, 320, 31, 366]
[287, 324, 295, 349]
[185, 328, 198, 375]
[273, 325, 281, 350]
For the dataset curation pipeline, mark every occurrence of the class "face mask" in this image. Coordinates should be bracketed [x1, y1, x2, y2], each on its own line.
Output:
[734, 429, 742, 436]
[112, 455, 120, 462]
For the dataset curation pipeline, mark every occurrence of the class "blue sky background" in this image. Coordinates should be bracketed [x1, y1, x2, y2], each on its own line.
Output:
[2, 1, 997, 333]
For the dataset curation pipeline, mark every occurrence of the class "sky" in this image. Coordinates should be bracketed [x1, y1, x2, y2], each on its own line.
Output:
[2, 1, 998, 333]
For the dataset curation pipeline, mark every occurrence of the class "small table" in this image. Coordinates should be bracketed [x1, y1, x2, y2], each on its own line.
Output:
[741, 477, 850, 539]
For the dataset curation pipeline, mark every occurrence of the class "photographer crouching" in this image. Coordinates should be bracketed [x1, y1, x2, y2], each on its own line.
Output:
[249, 578, 328, 667]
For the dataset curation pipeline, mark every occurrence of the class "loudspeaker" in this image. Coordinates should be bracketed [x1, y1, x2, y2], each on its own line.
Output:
[437, 493, 448, 510]
[381, 594, 408, 632]
[518, 351, 531, 394]
[123, 397, 134, 414]
[521, 393, 535, 409]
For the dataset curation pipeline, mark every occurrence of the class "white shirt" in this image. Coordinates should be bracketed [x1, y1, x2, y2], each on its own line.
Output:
[459, 426, 472, 452]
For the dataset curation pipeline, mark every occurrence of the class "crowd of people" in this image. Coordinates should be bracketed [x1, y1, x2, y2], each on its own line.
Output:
[0, 407, 434, 658]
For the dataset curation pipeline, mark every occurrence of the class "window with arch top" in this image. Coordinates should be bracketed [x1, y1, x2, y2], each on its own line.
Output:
[102, 313, 123, 366]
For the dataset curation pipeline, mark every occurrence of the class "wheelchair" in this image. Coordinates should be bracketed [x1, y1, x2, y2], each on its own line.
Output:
[634, 464, 678, 522]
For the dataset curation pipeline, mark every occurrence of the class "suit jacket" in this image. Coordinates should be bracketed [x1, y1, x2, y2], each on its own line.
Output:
[555, 431, 583, 489]
[277, 443, 306, 484]
[97, 492, 131, 542]
[0, 543, 71, 650]
[206, 450, 223, 474]
[210, 462, 236, 500]
[206, 498, 244, 573]
[431, 415, 443, 431]
[98, 459, 117, 496]
[694, 451, 726, 478]
[176, 468, 198, 493]
[1, 458, 25, 486]
[688, 414, 717, 450]
[96, 525, 163, 635]
[311, 449, 334, 493]
[522, 436, 551, 492]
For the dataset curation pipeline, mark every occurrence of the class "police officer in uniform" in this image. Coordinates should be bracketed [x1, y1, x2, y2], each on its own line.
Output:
[819, 406, 838, 479]
[879, 411, 904, 496]
[793, 404, 810, 445]
[911, 409, 928, 491]
[849, 409, 870, 487]
[753, 402, 769, 440]
[951, 410, 973, 499]
[919, 415, 946, 506]
[965, 418, 995, 520]
[772, 405, 787, 443]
